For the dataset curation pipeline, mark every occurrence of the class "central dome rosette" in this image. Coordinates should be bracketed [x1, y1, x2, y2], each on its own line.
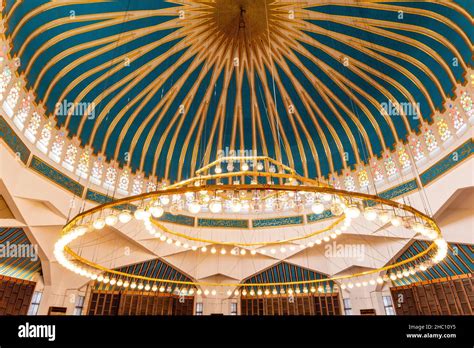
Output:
[212, 0, 272, 41]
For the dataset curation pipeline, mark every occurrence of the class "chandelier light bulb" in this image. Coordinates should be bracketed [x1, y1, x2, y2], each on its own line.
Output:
[105, 214, 118, 226]
[188, 201, 201, 214]
[311, 200, 325, 214]
[215, 166, 222, 174]
[391, 216, 402, 226]
[118, 211, 132, 223]
[220, 248, 227, 255]
[209, 200, 222, 213]
[346, 205, 360, 219]
[330, 202, 344, 216]
[210, 247, 217, 254]
[240, 249, 247, 255]
[201, 246, 207, 252]
[231, 199, 242, 213]
[241, 162, 249, 171]
[149, 205, 164, 218]
[134, 208, 146, 220]
[363, 208, 377, 221]
[93, 218, 106, 230]
[160, 195, 170, 206]
[257, 162, 264, 171]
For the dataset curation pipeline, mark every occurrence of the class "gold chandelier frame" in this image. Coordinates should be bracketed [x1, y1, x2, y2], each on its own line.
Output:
[56, 156, 445, 290]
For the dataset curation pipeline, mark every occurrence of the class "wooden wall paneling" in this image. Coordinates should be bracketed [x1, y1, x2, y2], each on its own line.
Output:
[390, 275, 473, 315]
[461, 277, 473, 313]
[0, 276, 36, 315]
[434, 282, 450, 314]
[425, 283, 442, 314]
[447, 279, 463, 314]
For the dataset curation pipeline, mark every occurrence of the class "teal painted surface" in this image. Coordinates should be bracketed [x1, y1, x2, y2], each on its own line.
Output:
[29, 156, 84, 196]
[85, 189, 114, 204]
[158, 212, 194, 226]
[307, 210, 333, 223]
[198, 218, 249, 229]
[243, 262, 334, 292]
[379, 179, 419, 200]
[0, 115, 30, 164]
[252, 216, 304, 228]
[95, 257, 192, 291]
[420, 140, 474, 186]
[0, 228, 41, 281]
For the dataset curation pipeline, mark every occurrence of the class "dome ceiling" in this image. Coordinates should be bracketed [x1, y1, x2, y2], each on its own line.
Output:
[4, 0, 473, 181]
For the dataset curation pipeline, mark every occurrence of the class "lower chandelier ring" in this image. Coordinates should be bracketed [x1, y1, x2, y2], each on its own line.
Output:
[63, 242, 437, 288]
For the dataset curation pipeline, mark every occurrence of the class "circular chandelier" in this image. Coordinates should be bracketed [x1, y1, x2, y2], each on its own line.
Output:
[55, 156, 447, 296]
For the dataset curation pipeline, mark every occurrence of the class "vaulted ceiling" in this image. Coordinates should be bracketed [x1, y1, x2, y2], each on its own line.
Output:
[4, 0, 473, 181]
